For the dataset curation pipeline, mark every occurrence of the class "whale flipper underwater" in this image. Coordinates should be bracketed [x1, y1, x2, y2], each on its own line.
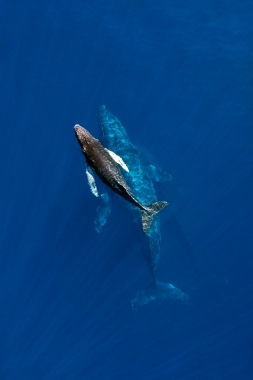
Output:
[74, 124, 168, 234]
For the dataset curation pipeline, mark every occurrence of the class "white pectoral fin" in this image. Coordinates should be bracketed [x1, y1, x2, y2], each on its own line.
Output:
[86, 166, 99, 197]
[105, 148, 129, 172]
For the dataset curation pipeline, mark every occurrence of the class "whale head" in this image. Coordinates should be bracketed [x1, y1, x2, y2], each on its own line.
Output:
[98, 105, 129, 149]
[74, 124, 95, 152]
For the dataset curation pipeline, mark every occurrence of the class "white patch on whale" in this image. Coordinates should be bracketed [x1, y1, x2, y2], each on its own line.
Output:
[105, 148, 129, 172]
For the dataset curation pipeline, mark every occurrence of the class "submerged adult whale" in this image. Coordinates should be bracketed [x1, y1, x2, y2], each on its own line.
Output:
[74, 124, 168, 234]
[97, 105, 171, 273]
[96, 106, 188, 308]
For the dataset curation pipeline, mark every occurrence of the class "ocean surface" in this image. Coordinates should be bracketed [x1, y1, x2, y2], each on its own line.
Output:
[1, 1, 253, 379]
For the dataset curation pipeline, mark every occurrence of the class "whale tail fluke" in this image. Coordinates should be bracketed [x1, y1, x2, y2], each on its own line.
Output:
[131, 280, 188, 310]
[141, 201, 168, 234]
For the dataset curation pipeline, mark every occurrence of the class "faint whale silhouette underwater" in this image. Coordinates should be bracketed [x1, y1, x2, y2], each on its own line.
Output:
[96, 106, 188, 308]
[97, 106, 170, 273]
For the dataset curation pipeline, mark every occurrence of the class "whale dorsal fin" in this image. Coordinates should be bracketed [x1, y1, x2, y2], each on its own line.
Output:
[86, 166, 99, 197]
[105, 148, 129, 172]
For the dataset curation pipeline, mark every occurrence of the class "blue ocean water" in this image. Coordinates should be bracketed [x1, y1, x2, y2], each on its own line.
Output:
[0, 1, 253, 379]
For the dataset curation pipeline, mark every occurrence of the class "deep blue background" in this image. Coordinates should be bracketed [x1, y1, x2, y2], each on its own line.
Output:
[1, 1, 253, 379]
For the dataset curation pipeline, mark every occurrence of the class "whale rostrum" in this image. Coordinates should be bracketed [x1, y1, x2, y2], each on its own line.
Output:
[74, 124, 168, 234]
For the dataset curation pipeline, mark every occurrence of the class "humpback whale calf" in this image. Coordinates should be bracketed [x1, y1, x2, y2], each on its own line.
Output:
[74, 124, 168, 234]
